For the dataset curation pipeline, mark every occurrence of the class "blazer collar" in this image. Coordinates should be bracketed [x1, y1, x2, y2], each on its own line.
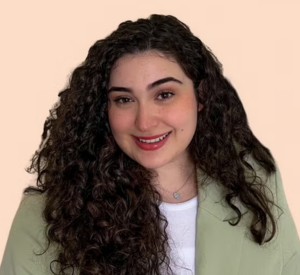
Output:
[196, 168, 248, 222]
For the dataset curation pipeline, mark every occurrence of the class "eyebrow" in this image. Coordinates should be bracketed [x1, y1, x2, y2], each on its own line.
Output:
[107, 77, 183, 94]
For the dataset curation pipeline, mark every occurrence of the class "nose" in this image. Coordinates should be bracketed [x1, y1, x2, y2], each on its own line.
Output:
[135, 103, 159, 132]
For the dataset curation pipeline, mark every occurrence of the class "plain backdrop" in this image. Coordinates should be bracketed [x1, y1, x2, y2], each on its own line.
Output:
[0, 0, 299, 261]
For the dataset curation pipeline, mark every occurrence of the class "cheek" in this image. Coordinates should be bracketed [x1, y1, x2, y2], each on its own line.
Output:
[168, 96, 198, 126]
[108, 109, 133, 135]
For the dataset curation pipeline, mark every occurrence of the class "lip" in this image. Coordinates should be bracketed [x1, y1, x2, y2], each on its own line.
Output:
[133, 131, 171, 151]
[134, 132, 170, 140]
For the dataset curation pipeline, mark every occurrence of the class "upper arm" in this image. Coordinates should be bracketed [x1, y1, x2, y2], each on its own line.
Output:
[272, 164, 300, 273]
[282, 251, 300, 275]
[0, 194, 56, 275]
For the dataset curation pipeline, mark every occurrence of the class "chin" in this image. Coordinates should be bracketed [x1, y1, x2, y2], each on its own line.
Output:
[134, 157, 170, 170]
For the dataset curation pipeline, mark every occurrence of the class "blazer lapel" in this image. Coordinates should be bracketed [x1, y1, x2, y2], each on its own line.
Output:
[195, 169, 249, 275]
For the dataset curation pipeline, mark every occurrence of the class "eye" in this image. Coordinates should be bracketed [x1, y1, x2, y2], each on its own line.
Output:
[157, 91, 174, 100]
[113, 97, 133, 104]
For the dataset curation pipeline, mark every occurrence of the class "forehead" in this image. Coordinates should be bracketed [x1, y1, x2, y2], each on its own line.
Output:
[109, 51, 187, 85]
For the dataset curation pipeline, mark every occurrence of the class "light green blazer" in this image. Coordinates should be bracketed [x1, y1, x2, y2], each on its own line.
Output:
[1, 163, 300, 274]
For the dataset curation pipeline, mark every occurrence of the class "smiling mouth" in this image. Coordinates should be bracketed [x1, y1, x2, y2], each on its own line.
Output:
[137, 132, 170, 143]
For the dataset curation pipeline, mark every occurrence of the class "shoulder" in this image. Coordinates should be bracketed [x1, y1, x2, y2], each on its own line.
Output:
[10, 192, 46, 230]
[250, 158, 300, 268]
[270, 164, 300, 270]
[0, 192, 59, 275]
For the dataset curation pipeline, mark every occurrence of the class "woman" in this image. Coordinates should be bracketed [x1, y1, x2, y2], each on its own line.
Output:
[1, 14, 299, 275]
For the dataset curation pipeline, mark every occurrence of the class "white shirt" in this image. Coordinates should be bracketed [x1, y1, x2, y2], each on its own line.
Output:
[159, 196, 198, 275]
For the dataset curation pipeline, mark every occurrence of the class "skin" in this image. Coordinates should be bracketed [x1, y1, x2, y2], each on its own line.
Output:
[107, 50, 203, 202]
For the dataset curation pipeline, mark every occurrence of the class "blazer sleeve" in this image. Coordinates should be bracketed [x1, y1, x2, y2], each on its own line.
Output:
[273, 164, 300, 274]
[282, 252, 300, 275]
[0, 193, 56, 275]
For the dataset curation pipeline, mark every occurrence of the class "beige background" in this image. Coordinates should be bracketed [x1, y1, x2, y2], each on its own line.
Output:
[0, 0, 299, 261]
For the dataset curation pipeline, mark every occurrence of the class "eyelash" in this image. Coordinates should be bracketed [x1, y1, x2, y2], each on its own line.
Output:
[113, 91, 174, 104]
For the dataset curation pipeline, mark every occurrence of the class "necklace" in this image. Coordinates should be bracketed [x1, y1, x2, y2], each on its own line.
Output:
[159, 168, 195, 200]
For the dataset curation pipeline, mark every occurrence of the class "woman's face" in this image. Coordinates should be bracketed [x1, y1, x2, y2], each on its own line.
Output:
[107, 50, 202, 170]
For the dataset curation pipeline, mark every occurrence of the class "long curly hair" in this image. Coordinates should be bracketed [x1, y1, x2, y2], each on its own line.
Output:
[25, 14, 277, 275]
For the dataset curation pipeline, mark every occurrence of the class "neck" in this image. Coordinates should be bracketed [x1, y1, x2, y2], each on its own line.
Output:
[159, 174, 198, 203]
[152, 157, 198, 203]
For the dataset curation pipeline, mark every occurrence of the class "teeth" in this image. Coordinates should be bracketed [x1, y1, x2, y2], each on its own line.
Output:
[138, 133, 169, 143]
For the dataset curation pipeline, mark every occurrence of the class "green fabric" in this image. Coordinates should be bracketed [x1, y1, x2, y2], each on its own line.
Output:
[1, 163, 300, 274]
[195, 161, 300, 274]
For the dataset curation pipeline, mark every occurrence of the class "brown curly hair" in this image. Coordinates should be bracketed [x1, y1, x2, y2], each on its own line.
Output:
[25, 14, 277, 275]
